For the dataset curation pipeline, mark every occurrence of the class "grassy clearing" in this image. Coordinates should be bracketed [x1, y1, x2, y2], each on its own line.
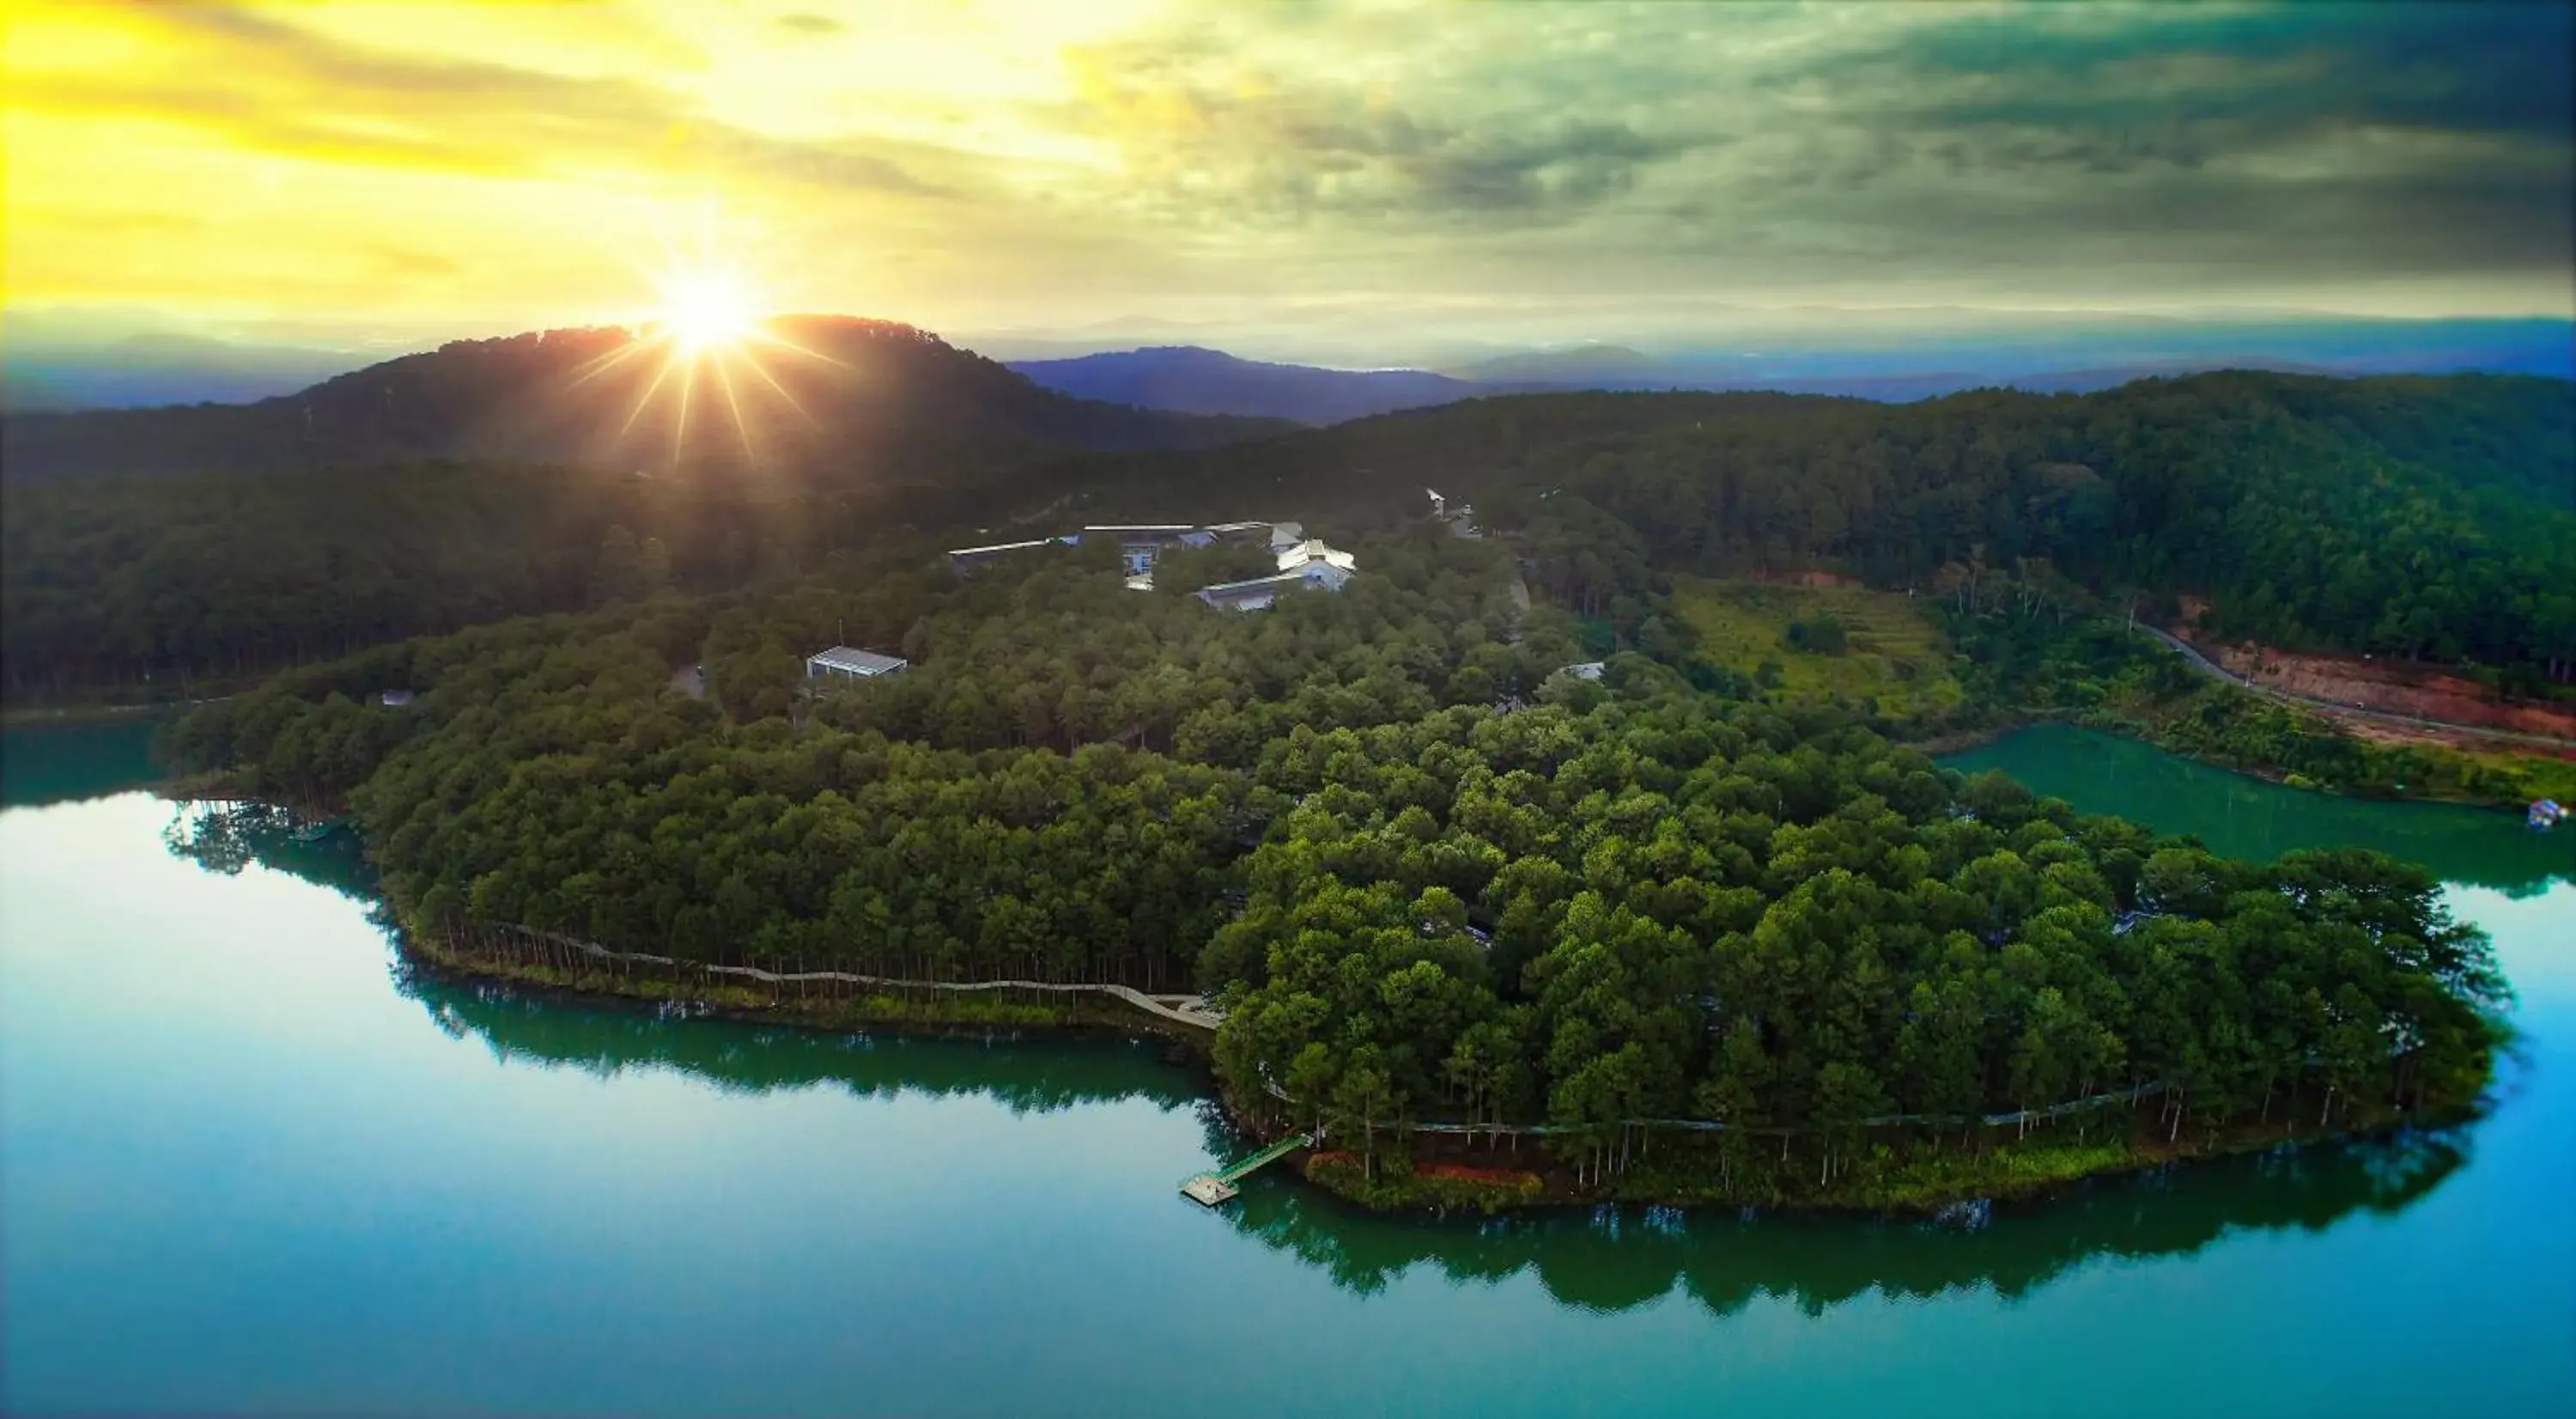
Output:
[1670, 576, 1966, 723]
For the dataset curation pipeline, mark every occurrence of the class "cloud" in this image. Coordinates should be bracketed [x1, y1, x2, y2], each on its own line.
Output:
[1042, 1, 2567, 311]
[11, 4, 950, 196]
[4, 0, 2563, 337]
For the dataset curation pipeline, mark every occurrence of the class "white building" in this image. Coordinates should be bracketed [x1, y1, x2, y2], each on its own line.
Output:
[1195, 539, 1358, 611]
[1277, 539, 1358, 575]
[806, 646, 910, 681]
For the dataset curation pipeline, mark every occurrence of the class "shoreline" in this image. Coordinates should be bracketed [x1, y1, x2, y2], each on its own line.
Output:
[1934, 712, 2552, 816]
[2, 693, 239, 729]
[397, 923, 2476, 1220]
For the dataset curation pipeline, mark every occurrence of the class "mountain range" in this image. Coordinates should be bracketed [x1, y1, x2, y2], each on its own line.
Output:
[1008, 321, 2573, 424]
[9, 313, 2570, 485]
[0, 332, 368, 412]
[1003, 346, 1487, 424]
[0, 318, 1283, 484]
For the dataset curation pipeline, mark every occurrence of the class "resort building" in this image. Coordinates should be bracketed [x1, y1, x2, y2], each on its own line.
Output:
[1194, 539, 1359, 611]
[1276, 539, 1357, 576]
[805, 646, 910, 681]
[1203, 521, 1306, 553]
[1083, 525, 1202, 576]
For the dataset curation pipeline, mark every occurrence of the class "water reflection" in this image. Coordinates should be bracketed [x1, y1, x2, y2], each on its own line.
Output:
[1943, 725, 2574, 895]
[403, 950, 2472, 1321]
[0, 717, 163, 809]
[1225, 1132, 2463, 1315]
[162, 800, 377, 902]
[403, 967, 1212, 1117]
[148, 765, 2516, 1325]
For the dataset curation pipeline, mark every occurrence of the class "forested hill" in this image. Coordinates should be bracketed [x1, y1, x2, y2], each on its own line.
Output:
[0, 317, 1285, 486]
[1048, 370, 2576, 673]
[8, 368, 2569, 704]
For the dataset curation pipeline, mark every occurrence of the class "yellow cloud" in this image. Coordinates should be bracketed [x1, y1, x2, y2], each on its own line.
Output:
[2, 0, 2564, 344]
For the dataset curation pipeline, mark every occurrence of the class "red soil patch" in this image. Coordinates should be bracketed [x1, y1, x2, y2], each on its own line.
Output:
[2198, 641, 2576, 740]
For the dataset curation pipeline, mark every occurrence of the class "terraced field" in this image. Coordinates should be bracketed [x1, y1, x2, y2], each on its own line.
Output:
[1669, 576, 1967, 725]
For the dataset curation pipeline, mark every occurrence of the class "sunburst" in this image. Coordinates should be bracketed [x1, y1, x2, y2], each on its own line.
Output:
[567, 255, 841, 472]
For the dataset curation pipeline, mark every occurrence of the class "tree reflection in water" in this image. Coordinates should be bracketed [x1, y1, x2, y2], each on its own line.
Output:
[167, 796, 2474, 1321]
[397, 938, 2471, 1323]
[1221, 1131, 2462, 1314]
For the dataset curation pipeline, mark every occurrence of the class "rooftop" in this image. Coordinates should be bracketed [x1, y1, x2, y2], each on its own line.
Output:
[808, 646, 909, 676]
[946, 538, 1058, 558]
[1278, 538, 1358, 573]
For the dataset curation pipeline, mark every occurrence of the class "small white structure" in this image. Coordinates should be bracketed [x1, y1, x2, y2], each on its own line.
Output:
[377, 689, 416, 709]
[806, 646, 910, 681]
[1559, 661, 1606, 681]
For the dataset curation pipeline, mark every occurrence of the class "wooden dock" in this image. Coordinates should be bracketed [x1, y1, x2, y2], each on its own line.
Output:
[1179, 1132, 1311, 1207]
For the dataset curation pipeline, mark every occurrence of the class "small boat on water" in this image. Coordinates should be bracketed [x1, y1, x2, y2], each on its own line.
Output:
[290, 819, 342, 843]
[2530, 799, 2565, 831]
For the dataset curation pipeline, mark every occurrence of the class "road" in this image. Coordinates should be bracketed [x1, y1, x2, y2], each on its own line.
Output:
[2134, 624, 2575, 752]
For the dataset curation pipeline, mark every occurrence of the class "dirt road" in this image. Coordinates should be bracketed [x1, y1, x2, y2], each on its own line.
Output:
[2136, 625, 2575, 752]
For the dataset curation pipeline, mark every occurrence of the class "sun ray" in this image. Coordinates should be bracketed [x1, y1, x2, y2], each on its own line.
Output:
[580, 242, 863, 466]
[737, 348, 819, 427]
[744, 326, 850, 369]
[670, 346, 700, 470]
[566, 337, 658, 389]
[712, 348, 758, 465]
[617, 346, 683, 441]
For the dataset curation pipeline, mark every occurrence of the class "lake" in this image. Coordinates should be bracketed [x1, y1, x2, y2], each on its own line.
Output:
[4, 720, 2571, 1416]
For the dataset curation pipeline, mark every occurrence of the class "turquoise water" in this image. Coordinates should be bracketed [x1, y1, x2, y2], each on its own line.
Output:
[3, 723, 2571, 1416]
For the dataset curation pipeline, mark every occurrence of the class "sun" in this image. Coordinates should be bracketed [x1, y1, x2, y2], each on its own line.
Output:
[655, 266, 762, 355]
[569, 250, 840, 473]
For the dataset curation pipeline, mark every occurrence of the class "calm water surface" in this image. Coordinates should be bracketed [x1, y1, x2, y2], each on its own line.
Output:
[4, 721, 2571, 1417]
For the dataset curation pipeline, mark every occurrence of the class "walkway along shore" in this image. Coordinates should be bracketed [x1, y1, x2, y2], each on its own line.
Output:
[416, 917, 1227, 1033]
[422, 917, 2191, 1143]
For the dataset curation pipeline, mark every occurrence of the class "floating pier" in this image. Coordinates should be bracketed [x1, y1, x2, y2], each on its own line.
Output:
[1180, 1133, 1312, 1207]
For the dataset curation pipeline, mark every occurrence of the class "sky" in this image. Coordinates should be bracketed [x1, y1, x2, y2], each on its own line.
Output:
[4, 0, 2571, 361]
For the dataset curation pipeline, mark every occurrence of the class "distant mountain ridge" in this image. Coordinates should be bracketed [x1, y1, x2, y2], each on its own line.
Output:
[0, 317, 1286, 484]
[1005, 345, 1485, 424]
[1005, 320, 2574, 423]
[1, 332, 371, 412]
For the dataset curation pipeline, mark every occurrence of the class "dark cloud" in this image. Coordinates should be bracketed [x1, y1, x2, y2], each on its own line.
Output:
[1872, 3, 2572, 143]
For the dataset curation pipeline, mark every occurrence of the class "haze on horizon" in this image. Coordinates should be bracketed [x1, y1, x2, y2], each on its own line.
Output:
[4, 0, 2571, 366]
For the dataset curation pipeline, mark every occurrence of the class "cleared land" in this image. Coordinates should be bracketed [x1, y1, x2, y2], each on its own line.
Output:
[1669, 576, 1965, 722]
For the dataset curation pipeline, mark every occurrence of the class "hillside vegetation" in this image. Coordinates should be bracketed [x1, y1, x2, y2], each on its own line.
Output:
[1666, 578, 1966, 726]
[161, 526, 2508, 1206]
[9, 367, 2569, 711]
